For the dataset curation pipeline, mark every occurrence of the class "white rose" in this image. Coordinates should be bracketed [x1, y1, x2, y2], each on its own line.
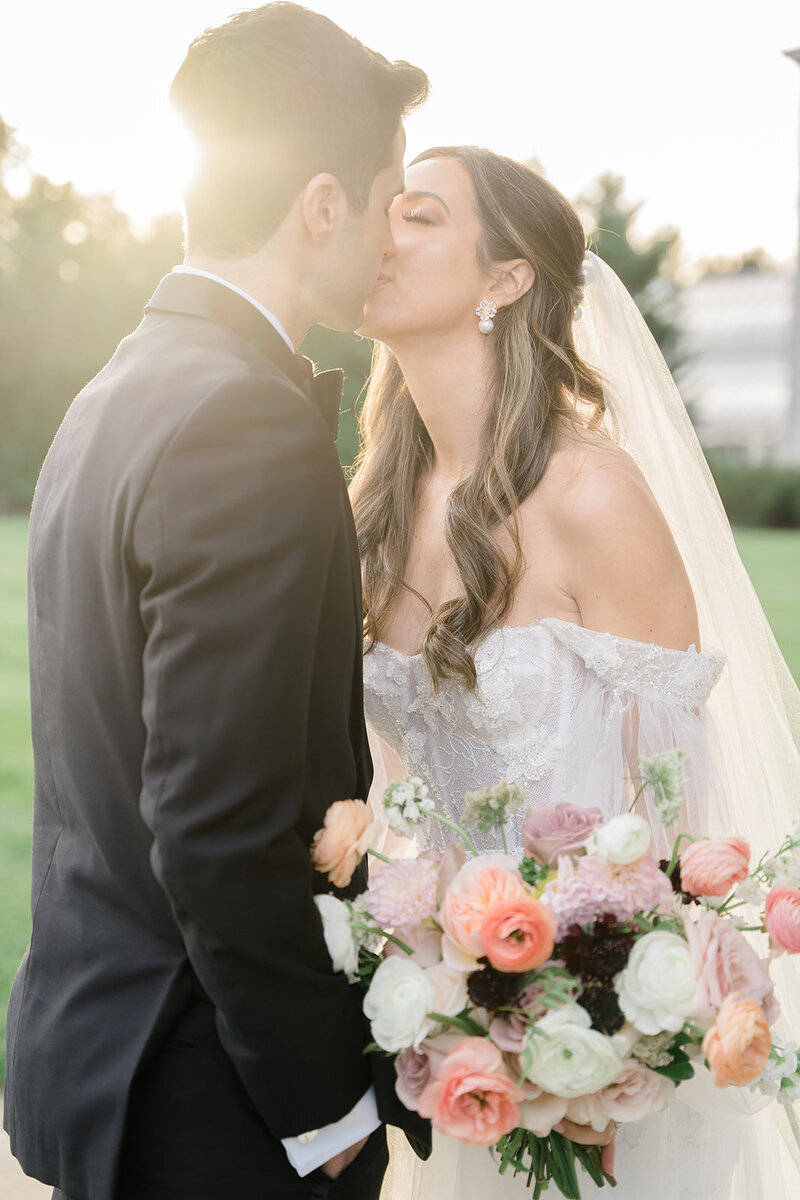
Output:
[423, 964, 469, 1036]
[314, 894, 358, 981]
[586, 814, 651, 864]
[363, 956, 436, 1053]
[615, 931, 695, 1035]
[522, 1002, 625, 1099]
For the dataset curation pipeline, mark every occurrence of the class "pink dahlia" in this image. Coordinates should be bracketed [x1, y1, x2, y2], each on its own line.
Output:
[365, 857, 440, 934]
[541, 853, 672, 939]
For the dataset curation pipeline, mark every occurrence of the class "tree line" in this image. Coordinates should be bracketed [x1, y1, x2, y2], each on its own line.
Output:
[0, 116, 682, 510]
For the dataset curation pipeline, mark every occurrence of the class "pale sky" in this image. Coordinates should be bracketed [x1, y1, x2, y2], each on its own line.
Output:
[1, 0, 799, 265]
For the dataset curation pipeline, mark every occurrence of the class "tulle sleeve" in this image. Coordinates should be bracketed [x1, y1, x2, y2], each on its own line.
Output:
[539, 618, 727, 858]
[366, 724, 416, 861]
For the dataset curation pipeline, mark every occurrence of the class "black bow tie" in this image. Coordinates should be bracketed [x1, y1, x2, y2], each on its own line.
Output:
[294, 356, 345, 440]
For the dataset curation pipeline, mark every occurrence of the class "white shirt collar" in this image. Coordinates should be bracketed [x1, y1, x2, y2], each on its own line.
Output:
[171, 265, 295, 353]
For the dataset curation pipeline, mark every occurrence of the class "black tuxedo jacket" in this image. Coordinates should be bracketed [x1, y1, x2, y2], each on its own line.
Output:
[4, 272, 429, 1200]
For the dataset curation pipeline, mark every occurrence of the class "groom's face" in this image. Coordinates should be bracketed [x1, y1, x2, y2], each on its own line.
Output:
[322, 126, 407, 331]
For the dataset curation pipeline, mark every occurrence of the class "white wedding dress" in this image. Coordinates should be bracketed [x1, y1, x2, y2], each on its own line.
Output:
[364, 617, 795, 1200]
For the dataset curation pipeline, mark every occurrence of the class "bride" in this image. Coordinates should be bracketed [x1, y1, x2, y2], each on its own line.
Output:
[350, 146, 800, 1198]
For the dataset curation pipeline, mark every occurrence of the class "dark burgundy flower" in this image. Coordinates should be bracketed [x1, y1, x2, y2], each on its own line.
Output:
[466, 961, 524, 1011]
[579, 982, 625, 1034]
[560, 914, 637, 981]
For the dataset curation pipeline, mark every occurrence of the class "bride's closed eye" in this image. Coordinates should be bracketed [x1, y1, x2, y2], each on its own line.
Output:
[401, 209, 434, 224]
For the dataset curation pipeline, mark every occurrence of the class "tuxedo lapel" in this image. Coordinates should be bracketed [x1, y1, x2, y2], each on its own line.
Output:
[146, 269, 365, 752]
[145, 273, 344, 437]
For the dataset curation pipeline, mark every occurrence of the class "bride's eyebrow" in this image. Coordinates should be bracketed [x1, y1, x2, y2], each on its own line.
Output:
[400, 190, 451, 215]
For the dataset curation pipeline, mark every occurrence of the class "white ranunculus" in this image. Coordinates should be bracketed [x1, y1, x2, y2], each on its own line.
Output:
[522, 1002, 625, 1099]
[363, 956, 436, 1053]
[615, 931, 695, 1035]
[423, 964, 469, 1036]
[586, 813, 652, 864]
[314, 894, 358, 981]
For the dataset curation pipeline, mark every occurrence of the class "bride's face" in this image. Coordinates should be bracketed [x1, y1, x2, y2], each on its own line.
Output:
[358, 157, 490, 345]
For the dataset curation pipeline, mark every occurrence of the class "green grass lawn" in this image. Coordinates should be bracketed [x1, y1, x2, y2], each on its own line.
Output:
[1, 515, 33, 1084]
[1, 517, 798, 1083]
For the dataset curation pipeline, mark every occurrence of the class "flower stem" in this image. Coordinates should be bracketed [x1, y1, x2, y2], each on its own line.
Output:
[628, 781, 647, 814]
[366, 847, 390, 863]
[350, 921, 414, 955]
[428, 811, 480, 856]
[666, 832, 698, 878]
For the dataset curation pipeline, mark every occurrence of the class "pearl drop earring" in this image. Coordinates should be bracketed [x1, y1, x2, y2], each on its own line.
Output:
[475, 299, 497, 334]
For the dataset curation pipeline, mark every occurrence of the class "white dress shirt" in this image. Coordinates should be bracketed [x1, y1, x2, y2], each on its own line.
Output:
[169, 263, 379, 1175]
[171, 265, 295, 352]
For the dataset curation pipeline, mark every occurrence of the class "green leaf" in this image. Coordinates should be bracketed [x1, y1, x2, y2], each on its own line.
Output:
[427, 1011, 487, 1037]
[654, 1058, 695, 1082]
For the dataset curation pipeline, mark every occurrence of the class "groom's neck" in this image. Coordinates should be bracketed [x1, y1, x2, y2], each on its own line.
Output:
[183, 237, 311, 349]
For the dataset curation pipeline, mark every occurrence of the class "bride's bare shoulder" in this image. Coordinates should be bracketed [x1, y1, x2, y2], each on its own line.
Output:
[532, 428, 652, 521]
[516, 425, 699, 648]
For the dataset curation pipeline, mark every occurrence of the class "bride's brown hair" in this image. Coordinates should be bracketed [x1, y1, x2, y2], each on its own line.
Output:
[350, 146, 607, 691]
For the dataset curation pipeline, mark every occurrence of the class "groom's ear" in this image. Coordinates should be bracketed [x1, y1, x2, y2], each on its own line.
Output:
[489, 259, 536, 310]
[301, 174, 349, 245]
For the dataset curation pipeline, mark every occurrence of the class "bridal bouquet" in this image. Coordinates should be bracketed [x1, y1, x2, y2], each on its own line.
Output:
[310, 753, 800, 1199]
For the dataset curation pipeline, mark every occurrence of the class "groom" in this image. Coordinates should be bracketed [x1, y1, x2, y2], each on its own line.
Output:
[3, 6, 429, 1198]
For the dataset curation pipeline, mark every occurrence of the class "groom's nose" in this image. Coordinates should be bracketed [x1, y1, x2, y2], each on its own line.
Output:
[381, 217, 397, 260]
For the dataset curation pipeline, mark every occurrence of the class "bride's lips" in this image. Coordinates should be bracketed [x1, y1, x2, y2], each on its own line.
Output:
[371, 274, 391, 291]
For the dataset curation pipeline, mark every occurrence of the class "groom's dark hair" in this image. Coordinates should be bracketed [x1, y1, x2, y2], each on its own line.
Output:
[170, 3, 428, 256]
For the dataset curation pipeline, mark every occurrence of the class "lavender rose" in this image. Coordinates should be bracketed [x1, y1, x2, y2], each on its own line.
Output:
[395, 1047, 432, 1111]
[522, 802, 604, 866]
[489, 983, 548, 1053]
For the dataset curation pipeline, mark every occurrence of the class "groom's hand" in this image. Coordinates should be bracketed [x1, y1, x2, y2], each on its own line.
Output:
[553, 1118, 616, 1175]
[320, 1134, 369, 1180]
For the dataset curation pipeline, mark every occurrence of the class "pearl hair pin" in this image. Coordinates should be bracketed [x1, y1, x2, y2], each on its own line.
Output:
[475, 299, 497, 334]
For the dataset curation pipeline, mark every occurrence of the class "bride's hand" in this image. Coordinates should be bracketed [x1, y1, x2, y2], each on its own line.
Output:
[553, 1118, 616, 1175]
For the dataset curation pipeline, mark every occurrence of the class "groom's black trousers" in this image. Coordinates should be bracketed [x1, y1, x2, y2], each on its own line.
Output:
[52, 997, 388, 1200]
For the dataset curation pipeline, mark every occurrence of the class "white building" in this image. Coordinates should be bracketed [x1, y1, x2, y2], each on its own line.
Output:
[679, 269, 793, 462]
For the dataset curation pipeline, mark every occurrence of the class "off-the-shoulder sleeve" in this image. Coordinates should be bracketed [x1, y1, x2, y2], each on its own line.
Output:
[538, 619, 729, 855]
[539, 618, 726, 707]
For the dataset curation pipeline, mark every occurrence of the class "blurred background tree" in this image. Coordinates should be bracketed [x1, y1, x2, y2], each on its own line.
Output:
[580, 172, 685, 378]
[0, 118, 182, 510]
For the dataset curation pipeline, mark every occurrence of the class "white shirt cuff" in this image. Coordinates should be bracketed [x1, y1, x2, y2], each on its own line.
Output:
[281, 1085, 381, 1177]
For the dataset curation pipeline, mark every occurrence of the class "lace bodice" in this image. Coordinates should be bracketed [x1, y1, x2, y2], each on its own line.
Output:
[364, 618, 726, 857]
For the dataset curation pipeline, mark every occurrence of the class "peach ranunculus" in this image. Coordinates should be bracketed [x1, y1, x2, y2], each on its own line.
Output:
[310, 799, 374, 888]
[702, 991, 772, 1087]
[440, 854, 528, 970]
[764, 885, 800, 954]
[678, 837, 750, 898]
[481, 897, 557, 973]
[417, 1037, 524, 1145]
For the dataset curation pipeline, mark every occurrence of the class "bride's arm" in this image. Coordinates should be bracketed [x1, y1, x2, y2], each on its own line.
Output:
[555, 450, 702, 831]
